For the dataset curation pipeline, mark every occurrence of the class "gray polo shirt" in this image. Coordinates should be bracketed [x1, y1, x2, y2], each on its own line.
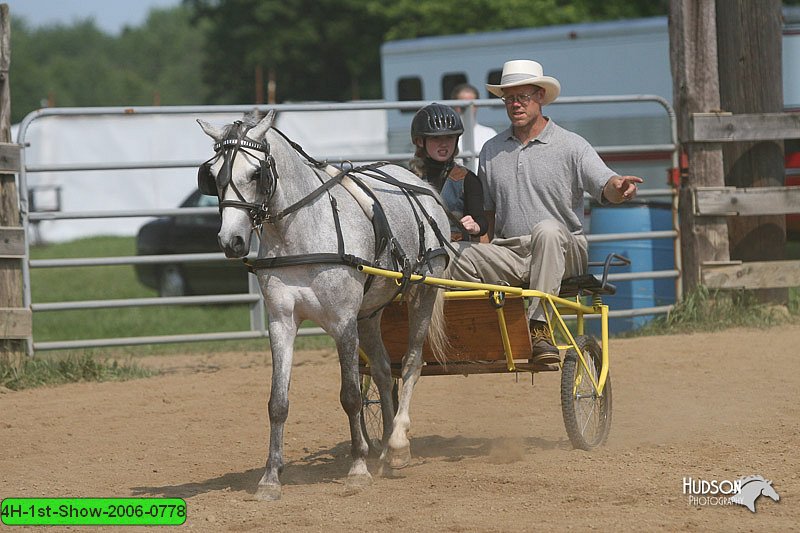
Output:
[478, 118, 615, 239]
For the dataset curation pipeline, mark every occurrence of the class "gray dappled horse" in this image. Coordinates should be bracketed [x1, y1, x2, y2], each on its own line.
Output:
[197, 110, 450, 500]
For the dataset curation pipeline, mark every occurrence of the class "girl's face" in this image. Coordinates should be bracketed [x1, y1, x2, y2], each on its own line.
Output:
[419, 135, 458, 162]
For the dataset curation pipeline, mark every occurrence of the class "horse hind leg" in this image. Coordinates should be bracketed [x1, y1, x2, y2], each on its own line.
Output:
[335, 323, 373, 494]
[357, 315, 396, 469]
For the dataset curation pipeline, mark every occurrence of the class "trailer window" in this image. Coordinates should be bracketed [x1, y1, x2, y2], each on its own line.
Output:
[442, 73, 468, 100]
[397, 76, 422, 113]
[486, 70, 502, 98]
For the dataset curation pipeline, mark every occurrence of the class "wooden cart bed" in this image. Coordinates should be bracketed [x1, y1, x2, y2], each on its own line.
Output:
[371, 296, 535, 377]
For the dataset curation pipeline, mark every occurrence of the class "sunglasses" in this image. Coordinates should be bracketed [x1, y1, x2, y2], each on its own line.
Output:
[500, 92, 537, 105]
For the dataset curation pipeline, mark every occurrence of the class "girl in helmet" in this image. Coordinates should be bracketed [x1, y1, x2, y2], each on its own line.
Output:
[409, 102, 488, 242]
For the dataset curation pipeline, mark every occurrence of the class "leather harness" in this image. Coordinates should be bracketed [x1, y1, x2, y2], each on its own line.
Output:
[201, 122, 459, 313]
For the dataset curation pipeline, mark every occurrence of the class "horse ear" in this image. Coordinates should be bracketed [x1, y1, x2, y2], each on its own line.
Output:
[248, 110, 276, 141]
[197, 119, 225, 141]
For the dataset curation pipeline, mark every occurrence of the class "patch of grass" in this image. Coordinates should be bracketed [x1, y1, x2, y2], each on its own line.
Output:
[29, 236, 334, 356]
[786, 239, 800, 260]
[790, 287, 800, 315]
[617, 238, 800, 337]
[61, 333, 335, 360]
[0, 353, 155, 391]
[624, 285, 798, 337]
[31, 237, 252, 341]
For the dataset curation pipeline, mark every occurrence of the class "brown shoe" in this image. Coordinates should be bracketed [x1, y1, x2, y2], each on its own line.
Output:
[529, 321, 560, 371]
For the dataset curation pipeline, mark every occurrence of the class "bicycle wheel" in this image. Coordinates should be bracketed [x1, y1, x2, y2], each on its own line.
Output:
[360, 374, 399, 456]
[560, 335, 612, 450]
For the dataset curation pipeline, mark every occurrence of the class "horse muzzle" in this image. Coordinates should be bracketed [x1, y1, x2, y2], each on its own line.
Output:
[219, 234, 249, 258]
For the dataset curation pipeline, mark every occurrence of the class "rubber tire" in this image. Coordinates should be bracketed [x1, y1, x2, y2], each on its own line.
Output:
[158, 265, 187, 297]
[560, 335, 612, 450]
[360, 374, 399, 456]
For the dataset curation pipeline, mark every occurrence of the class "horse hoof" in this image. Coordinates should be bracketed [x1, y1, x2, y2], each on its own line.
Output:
[344, 473, 373, 495]
[252, 483, 282, 501]
[388, 446, 411, 469]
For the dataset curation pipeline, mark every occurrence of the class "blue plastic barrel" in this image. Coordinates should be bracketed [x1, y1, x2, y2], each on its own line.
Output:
[588, 202, 675, 333]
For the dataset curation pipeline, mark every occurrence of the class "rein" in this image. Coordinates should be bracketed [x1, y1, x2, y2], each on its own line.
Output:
[207, 123, 453, 305]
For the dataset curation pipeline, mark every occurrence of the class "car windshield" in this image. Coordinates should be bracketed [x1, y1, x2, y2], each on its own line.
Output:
[195, 195, 219, 208]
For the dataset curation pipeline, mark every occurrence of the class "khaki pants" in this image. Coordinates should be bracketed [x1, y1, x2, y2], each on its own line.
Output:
[448, 219, 588, 321]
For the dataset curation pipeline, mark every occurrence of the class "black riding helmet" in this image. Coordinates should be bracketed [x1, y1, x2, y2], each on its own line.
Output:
[410, 102, 464, 141]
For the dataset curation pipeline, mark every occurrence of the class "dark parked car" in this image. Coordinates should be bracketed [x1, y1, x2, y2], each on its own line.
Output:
[135, 190, 249, 296]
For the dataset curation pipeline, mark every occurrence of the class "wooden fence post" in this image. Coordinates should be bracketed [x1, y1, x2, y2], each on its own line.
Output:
[668, 0, 731, 294]
[716, 0, 787, 305]
[0, 4, 27, 366]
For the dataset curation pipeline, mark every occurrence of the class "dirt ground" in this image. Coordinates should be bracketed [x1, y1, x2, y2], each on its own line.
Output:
[2, 325, 799, 532]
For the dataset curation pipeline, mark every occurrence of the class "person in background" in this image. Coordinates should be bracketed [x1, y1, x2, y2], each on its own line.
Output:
[409, 102, 488, 242]
[448, 60, 643, 370]
[450, 83, 497, 171]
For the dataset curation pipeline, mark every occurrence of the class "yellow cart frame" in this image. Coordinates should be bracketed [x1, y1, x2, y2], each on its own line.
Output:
[357, 259, 624, 451]
[358, 264, 610, 396]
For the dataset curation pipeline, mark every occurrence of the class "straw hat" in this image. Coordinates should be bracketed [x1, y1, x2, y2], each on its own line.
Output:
[486, 60, 561, 105]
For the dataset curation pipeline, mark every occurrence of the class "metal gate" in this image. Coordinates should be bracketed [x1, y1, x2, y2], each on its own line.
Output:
[15, 98, 679, 355]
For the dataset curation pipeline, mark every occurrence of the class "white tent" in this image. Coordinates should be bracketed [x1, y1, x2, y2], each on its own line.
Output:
[16, 107, 388, 242]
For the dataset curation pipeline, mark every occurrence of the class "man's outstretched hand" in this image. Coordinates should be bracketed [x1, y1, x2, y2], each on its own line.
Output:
[604, 175, 644, 204]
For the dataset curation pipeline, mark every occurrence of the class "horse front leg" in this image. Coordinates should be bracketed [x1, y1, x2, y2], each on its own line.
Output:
[386, 287, 437, 470]
[254, 319, 296, 501]
[335, 322, 372, 494]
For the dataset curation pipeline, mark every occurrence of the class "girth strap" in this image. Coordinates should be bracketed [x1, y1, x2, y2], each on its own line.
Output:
[340, 170, 393, 265]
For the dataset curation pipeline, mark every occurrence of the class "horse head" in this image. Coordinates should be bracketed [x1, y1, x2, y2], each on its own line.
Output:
[759, 479, 780, 502]
[197, 110, 276, 258]
[731, 475, 780, 512]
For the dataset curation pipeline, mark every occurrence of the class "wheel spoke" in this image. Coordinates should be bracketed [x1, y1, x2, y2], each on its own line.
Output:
[578, 399, 597, 435]
[361, 376, 399, 455]
[561, 336, 612, 450]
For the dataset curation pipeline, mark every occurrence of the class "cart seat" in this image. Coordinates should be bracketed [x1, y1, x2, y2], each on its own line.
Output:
[558, 253, 629, 297]
[558, 274, 616, 298]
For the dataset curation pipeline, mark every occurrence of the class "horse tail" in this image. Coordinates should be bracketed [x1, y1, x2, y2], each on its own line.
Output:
[427, 287, 450, 365]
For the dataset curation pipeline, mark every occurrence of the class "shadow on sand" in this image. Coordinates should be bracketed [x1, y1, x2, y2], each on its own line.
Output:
[131, 433, 567, 498]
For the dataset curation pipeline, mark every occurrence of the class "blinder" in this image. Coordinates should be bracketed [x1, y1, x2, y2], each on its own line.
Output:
[196, 124, 275, 199]
[257, 152, 277, 199]
[197, 161, 217, 196]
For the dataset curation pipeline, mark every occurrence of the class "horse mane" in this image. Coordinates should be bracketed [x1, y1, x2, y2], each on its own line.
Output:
[243, 108, 267, 126]
[218, 110, 266, 138]
[739, 475, 770, 486]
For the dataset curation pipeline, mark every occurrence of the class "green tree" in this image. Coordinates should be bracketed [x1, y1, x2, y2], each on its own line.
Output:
[10, 19, 121, 122]
[8, 0, 799, 122]
[116, 6, 208, 106]
[188, 0, 685, 105]
[9, 6, 205, 124]
[189, 0, 388, 104]
[377, 0, 587, 41]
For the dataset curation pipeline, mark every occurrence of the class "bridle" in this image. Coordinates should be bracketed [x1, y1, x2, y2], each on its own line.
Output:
[197, 121, 278, 223]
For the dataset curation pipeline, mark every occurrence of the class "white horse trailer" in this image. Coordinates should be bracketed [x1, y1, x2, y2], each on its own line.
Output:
[381, 10, 800, 190]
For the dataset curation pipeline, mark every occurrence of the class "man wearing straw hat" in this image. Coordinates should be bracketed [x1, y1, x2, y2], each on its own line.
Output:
[448, 59, 643, 371]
